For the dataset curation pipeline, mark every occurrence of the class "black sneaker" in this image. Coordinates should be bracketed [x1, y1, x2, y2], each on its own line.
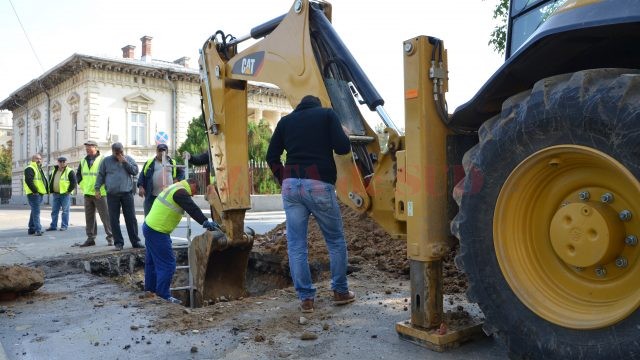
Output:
[45, 227, 56, 231]
[34, 231, 43, 236]
[132, 242, 145, 249]
[115, 244, 124, 251]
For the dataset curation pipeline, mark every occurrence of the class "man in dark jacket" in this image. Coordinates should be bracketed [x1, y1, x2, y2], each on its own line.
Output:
[23, 154, 49, 236]
[137, 143, 185, 215]
[266, 95, 355, 313]
[46, 157, 76, 231]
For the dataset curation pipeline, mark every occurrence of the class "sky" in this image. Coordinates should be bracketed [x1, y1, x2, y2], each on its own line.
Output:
[0, 0, 504, 129]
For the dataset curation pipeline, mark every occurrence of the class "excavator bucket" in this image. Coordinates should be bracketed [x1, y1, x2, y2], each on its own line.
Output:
[188, 214, 254, 307]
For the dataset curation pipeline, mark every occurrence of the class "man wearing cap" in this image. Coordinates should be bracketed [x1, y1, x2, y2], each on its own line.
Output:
[76, 140, 113, 247]
[137, 144, 185, 216]
[23, 154, 49, 236]
[46, 157, 76, 231]
[95, 142, 144, 250]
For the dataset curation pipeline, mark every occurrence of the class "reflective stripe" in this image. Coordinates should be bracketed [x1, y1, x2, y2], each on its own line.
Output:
[156, 191, 184, 215]
[145, 180, 192, 233]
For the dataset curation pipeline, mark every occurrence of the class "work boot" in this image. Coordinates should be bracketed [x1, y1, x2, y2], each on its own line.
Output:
[79, 239, 96, 247]
[299, 299, 314, 313]
[333, 291, 356, 305]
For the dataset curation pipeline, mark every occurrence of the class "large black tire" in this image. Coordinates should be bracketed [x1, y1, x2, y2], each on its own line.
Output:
[452, 69, 640, 359]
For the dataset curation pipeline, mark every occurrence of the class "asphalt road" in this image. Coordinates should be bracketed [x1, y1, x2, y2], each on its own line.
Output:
[0, 204, 508, 359]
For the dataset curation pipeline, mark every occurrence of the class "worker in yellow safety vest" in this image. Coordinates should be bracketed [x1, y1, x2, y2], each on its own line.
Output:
[46, 156, 77, 231]
[142, 178, 221, 304]
[23, 154, 49, 236]
[75, 140, 113, 247]
[137, 143, 185, 216]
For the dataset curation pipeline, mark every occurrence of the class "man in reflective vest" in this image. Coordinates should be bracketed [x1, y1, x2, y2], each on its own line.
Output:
[23, 154, 49, 236]
[137, 143, 185, 216]
[76, 140, 113, 247]
[143, 178, 221, 303]
[46, 157, 76, 231]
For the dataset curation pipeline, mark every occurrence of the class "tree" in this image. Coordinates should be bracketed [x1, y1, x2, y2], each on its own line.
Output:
[176, 115, 208, 162]
[248, 119, 279, 194]
[176, 116, 280, 194]
[0, 142, 12, 184]
[489, 0, 509, 55]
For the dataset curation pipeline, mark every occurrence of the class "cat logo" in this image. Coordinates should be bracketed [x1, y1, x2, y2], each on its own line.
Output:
[231, 51, 265, 77]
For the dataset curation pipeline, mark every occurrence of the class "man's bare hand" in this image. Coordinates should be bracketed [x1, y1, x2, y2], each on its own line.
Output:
[116, 153, 126, 163]
[138, 187, 145, 198]
[95, 193, 102, 200]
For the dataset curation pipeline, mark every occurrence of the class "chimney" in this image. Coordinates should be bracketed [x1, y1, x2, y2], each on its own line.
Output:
[121, 45, 135, 59]
[140, 35, 153, 62]
[173, 56, 190, 68]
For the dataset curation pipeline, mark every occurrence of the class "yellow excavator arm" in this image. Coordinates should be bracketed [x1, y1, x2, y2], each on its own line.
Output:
[193, 0, 463, 348]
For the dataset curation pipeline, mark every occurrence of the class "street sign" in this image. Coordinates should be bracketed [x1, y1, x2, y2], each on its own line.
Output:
[155, 131, 169, 144]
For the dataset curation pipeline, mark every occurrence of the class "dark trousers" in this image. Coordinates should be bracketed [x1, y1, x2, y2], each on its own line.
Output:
[143, 223, 175, 299]
[143, 195, 157, 216]
[106, 192, 141, 247]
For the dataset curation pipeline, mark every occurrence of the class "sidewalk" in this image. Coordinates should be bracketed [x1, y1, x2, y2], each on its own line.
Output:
[0, 205, 285, 266]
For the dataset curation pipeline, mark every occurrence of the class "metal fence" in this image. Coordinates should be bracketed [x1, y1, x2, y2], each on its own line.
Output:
[188, 162, 279, 196]
[0, 184, 11, 204]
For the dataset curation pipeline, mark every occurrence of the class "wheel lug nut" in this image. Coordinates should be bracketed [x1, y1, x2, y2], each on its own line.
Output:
[601, 193, 614, 203]
[578, 191, 590, 201]
[574, 266, 584, 272]
[615, 256, 628, 268]
[595, 266, 607, 277]
[625, 235, 638, 246]
[619, 210, 632, 222]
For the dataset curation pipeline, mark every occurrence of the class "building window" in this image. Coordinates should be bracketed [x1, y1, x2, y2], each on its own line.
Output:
[72, 112, 78, 146]
[130, 112, 147, 146]
[35, 125, 41, 153]
[55, 120, 60, 150]
[19, 129, 25, 160]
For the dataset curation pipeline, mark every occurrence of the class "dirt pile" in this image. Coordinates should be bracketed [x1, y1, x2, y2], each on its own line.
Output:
[253, 203, 468, 294]
[0, 265, 45, 299]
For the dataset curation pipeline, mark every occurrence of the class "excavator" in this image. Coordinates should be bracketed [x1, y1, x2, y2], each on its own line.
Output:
[189, 0, 640, 358]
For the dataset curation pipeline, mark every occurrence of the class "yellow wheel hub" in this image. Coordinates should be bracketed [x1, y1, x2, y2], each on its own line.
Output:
[549, 202, 624, 268]
[494, 145, 640, 329]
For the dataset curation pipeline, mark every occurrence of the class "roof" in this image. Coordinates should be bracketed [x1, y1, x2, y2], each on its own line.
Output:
[0, 53, 200, 112]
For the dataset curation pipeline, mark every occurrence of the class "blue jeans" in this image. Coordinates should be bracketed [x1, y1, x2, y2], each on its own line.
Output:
[27, 194, 43, 233]
[143, 223, 175, 299]
[281, 178, 349, 300]
[50, 193, 71, 229]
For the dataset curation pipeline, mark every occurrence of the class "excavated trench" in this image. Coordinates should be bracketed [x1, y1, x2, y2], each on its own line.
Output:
[33, 248, 332, 308]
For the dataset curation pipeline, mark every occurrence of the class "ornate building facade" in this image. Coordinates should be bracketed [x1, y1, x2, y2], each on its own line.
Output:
[0, 36, 290, 203]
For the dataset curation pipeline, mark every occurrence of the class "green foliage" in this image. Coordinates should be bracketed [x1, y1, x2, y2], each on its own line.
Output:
[489, 0, 509, 55]
[176, 115, 208, 162]
[248, 119, 280, 194]
[0, 142, 12, 184]
[177, 116, 279, 194]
